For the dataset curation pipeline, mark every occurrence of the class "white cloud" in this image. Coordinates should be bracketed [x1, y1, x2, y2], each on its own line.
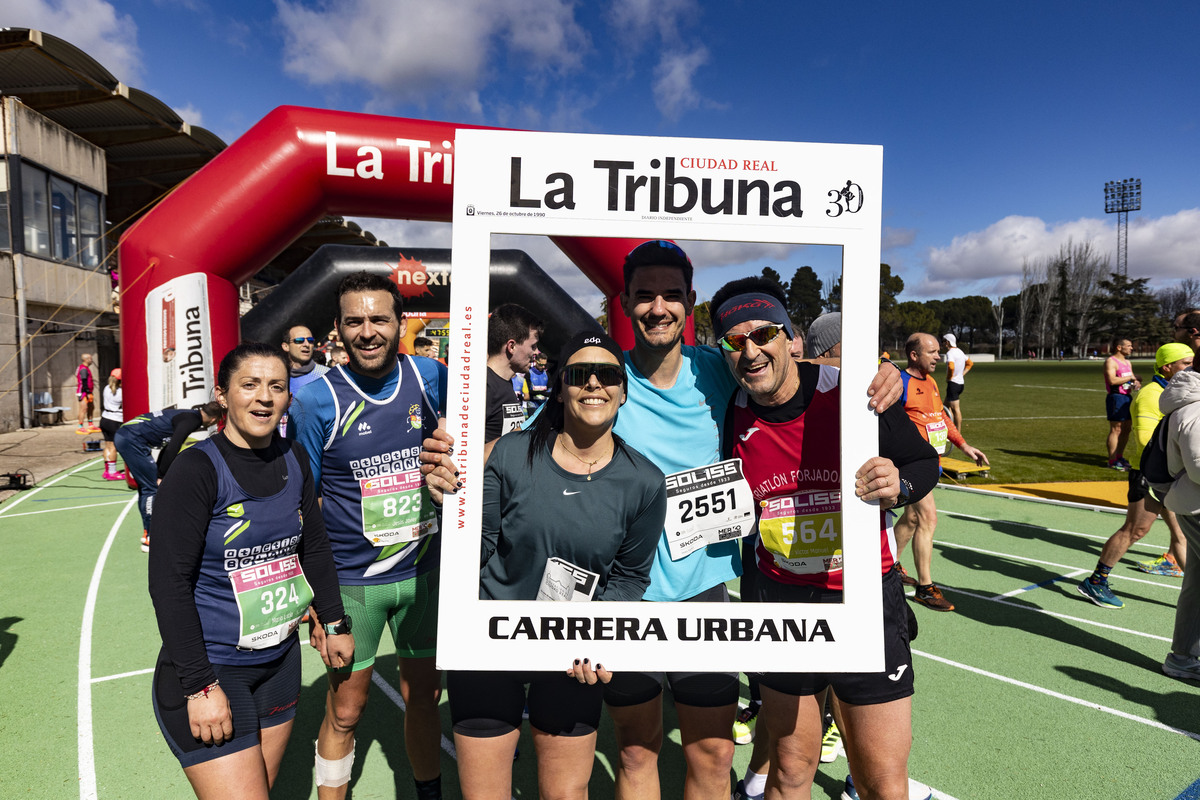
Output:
[609, 0, 719, 122]
[7, 0, 143, 83]
[914, 210, 1200, 299]
[652, 47, 710, 120]
[172, 103, 204, 127]
[274, 0, 587, 112]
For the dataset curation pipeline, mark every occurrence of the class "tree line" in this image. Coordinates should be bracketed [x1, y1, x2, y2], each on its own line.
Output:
[692, 241, 1198, 358]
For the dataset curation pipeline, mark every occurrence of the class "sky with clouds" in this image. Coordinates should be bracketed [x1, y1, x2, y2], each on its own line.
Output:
[9, 0, 1200, 310]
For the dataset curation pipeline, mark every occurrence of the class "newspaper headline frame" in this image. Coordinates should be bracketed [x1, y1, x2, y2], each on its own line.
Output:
[439, 129, 884, 672]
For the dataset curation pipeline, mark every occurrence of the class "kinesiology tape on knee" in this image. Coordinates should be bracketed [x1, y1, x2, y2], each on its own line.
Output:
[315, 741, 355, 787]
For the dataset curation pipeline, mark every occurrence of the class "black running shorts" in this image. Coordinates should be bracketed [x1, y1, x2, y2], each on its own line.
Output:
[750, 567, 915, 705]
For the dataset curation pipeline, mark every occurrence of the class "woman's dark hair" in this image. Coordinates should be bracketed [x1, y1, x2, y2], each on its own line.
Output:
[526, 356, 628, 470]
[216, 341, 291, 391]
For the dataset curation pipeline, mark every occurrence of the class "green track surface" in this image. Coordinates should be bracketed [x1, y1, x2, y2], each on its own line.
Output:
[2, 456, 1198, 799]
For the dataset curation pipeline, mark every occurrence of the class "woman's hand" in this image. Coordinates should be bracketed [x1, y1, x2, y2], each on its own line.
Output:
[854, 456, 901, 510]
[419, 428, 460, 505]
[187, 685, 234, 745]
[566, 658, 612, 685]
[308, 607, 325, 652]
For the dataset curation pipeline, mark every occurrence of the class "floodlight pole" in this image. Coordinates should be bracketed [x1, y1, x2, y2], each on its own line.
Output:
[1104, 178, 1141, 277]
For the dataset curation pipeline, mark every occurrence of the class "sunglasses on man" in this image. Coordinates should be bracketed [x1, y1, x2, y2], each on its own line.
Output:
[561, 363, 625, 388]
[291, 337, 316, 344]
[719, 323, 784, 353]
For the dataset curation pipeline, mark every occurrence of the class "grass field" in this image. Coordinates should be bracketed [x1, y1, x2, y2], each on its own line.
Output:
[931, 358, 1155, 485]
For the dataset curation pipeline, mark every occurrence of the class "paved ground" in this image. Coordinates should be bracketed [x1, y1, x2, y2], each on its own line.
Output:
[0, 420, 103, 504]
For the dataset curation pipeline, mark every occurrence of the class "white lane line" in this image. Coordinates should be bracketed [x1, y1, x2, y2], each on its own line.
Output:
[2, 499, 132, 519]
[997, 569, 1089, 598]
[0, 458, 100, 517]
[91, 667, 154, 684]
[970, 415, 1099, 420]
[913, 648, 1200, 742]
[1010, 384, 1105, 392]
[78, 496, 138, 800]
[937, 538, 1179, 593]
[370, 671, 457, 758]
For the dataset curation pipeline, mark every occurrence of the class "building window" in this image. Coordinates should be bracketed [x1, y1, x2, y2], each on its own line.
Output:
[17, 162, 104, 266]
[51, 176, 79, 265]
[0, 159, 10, 252]
[79, 189, 101, 268]
[21, 162, 51, 258]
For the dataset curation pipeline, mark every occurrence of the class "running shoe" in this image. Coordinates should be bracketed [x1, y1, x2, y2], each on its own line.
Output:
[1116, 456, 1133, 470]
[1077, 578, 1122, 609]
[75, 426, 88, 435]
[912, 584, 955, 612]
[733, 779, 764, 800]
[841, 774, 932, 800]
[895, 563, 918, 587]
[87, 424, 101, 433]
[733, 701, 760, 745]
[141, 531, 150, 553]
[103, 470, 127, 481]
[820, 720, 844, 762]
[1162, 653, 1200, 681]
[1135, 553, 1183, 577]
[1106, 457, 1128, 472]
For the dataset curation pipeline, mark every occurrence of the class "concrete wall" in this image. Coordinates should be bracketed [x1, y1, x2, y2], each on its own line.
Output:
[2, 98, 106, 191]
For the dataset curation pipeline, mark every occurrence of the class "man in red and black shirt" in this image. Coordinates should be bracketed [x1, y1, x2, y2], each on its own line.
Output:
[712, 277, 938, 800]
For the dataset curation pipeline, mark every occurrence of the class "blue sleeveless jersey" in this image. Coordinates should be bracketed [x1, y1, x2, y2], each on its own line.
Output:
[192, 438, 305, 666]
[292, 357, 443, 586]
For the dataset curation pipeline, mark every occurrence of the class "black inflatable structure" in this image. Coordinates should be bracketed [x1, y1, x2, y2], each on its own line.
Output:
[240, 245, 603, 358]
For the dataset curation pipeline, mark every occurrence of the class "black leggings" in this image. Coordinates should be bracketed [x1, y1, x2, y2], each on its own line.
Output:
[448, 669, 603, 738]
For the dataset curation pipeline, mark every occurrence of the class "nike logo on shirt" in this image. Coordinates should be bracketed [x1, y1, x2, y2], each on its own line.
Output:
[563, 490, 580, 496]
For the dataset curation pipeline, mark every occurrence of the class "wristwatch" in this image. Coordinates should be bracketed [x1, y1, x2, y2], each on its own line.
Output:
[323, 615, 353, 636]
[893, 477, 913, 509]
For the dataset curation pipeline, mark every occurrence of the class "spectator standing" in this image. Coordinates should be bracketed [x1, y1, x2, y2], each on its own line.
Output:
[526, 352, 551, 410]
[1158, 358, 1200, 681]
[893, 333, 988, 612]
[1104, 337, 1141, 470]
[484, 304, 543, 454]
[75, 354, 98, 434]
[412, 336, 436, 358]
[283, 325, 329, 394]
[99, 369, 125, 480]
[1079, 343, 1193, 608]
[941, 333, 973, 431]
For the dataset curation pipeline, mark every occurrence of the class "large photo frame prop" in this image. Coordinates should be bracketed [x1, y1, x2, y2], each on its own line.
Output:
[442, 129, 883, 672]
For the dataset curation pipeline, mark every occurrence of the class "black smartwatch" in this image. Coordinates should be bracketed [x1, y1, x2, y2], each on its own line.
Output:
[323, 614, 353, 636]
[893, 477, 913, 509]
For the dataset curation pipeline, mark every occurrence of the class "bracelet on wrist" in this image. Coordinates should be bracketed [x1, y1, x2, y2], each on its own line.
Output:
[185, 680, 219, 700]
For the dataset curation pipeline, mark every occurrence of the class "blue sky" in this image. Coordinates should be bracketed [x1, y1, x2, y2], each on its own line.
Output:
[12, 0, 1200, 310]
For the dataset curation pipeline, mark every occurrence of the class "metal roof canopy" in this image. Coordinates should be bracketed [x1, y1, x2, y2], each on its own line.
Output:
[0, 27, 385, 273]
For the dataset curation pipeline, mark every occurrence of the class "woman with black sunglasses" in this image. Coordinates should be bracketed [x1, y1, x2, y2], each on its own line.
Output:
[447, 330, 667, 800]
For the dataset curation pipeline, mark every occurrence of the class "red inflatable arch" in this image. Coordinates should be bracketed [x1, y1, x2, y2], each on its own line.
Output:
[118, 105, 662, 418]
